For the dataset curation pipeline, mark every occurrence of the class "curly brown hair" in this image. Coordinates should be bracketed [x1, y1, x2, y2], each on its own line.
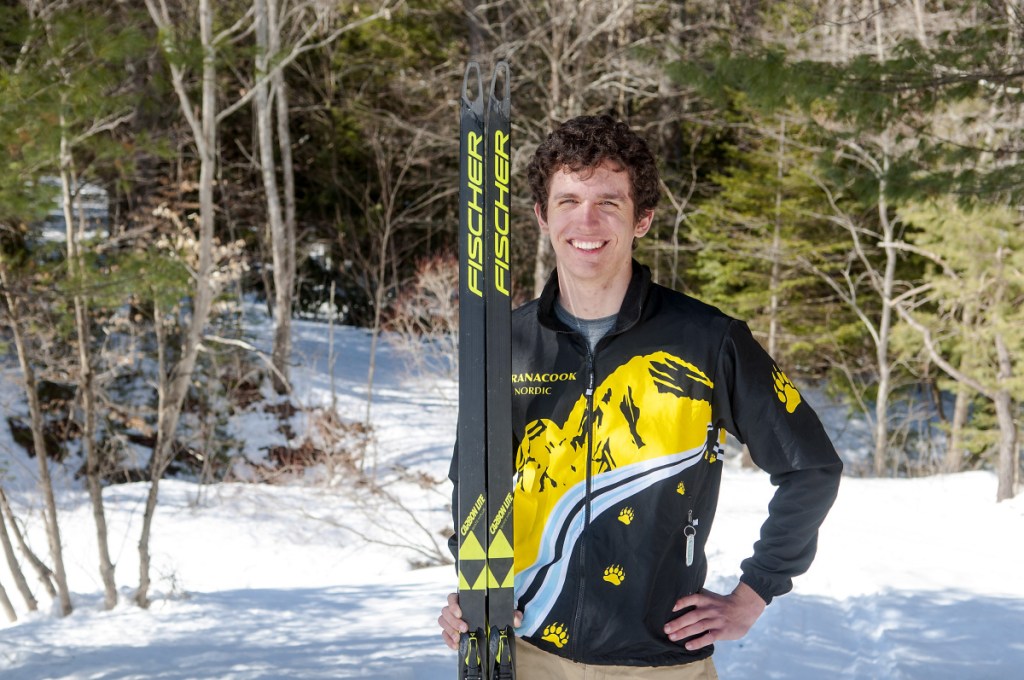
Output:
[527, 114, 660, 221]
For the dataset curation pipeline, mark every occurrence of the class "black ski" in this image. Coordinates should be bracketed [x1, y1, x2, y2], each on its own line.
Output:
[456, 59, 514, 680]
[457, 60, 489, 680]
[483, 61, 514, 680]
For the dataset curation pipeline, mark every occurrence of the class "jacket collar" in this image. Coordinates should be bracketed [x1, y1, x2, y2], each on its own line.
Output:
[537, 259, 652, 334]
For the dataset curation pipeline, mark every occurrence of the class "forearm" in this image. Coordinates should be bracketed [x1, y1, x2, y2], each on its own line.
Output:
[739, 463, 842, 604]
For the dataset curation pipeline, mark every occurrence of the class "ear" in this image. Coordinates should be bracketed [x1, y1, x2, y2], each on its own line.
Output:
[534, 202, 548, 233]
[634, 209, 654, 237]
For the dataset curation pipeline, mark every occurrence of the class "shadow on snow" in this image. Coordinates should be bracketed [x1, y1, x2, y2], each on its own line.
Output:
[3, 585, 1022, 679]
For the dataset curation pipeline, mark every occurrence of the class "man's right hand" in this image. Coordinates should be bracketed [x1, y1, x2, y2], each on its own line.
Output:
[438, 592, 469, 650]
[438, 592, 523, 651]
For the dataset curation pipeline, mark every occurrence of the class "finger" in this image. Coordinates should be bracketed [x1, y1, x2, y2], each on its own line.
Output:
[667, 613, 720, 643]
[438, 615, 453, 649]
[440, 608, 469, 634]
[672, 592, 706, 612]
[684, 629, 716, 651]
[665, 609, 717, 641]
[447, 592, 462, 618]
[664, 604, 710, 633]
[442, 627, 460, 651]
[513, 610, 523, 628]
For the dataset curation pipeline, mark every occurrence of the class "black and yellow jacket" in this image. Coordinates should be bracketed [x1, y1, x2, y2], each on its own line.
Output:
[449, 261, 843, 667]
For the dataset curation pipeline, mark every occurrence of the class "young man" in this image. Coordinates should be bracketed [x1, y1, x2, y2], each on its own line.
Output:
[439, 115, 843, 678]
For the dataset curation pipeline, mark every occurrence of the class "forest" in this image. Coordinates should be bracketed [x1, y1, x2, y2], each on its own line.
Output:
[0, 0, 1021, 621]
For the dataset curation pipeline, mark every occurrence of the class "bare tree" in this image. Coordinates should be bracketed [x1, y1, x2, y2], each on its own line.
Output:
[0, 578, 14, 622]
[386, 253, 460, 386]
[57, 140, 119, 611]
[802, 153, 905, 477]
[340, 111, 455, 472]
[140, 0, 400, 604]
[0, 260, 72, 616]
[250, 0, 401, 394]
[0, 487, 57, 600]
[42, 0, 127, 608]
[779, 0, 939, 477]
[891, 200, 1022, 501]
[139, 0, 221, 608]
[253, 0, 294, 394]
[0, 488, 37, 615]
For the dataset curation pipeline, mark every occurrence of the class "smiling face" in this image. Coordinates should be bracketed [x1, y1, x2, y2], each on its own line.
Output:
[536, 160, 653, 317]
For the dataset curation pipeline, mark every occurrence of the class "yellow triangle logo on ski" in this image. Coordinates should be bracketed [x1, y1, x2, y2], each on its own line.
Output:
[487, 530, 514, 559]
[459, 532, 486, 561]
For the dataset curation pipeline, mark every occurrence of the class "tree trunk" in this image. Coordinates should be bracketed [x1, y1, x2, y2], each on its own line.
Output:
[59, 123, 118, 611]
[873, 173, 897, 478]
[273, 29, 297, 387]
[0, 260, 72, 616]
[255, 0, 293, 394]
[531, 50, 562, 298]
[944, 305, 976, 473]
[912, 0, 928, 48]
[945, 380, 971, 473]
[838, 0, 851, 60]
[362, 133, 399, 474]
[0, 581, 15, 623]
[138, 0, 220, 608]
[871, 9, 897, 477]
[0, 487, 56, 599]
[993, 333, 1018, 502]
[1007, 0, 1019, 53]
[993, 389, 1017, 502]
[462, 0, 485, 57]
[894, 281, 1019, 502]
[137, 297, 168, 609]
[768, 117, 786, 358]
[0, 491, 37, 612]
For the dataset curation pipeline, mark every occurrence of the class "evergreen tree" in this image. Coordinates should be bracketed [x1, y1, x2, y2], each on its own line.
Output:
[686, 109, 851, 374]
[897, 199, 1023, 500]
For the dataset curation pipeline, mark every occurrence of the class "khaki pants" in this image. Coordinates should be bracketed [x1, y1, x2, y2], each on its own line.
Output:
[515, 639, 719, 680]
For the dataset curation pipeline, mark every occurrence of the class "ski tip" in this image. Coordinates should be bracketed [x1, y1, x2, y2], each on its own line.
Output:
[489, 61, 511, 111]
[462, 61, 484, 110]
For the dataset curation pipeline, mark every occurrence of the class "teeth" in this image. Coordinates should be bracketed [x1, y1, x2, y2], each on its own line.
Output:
[572, 240, 604, 251]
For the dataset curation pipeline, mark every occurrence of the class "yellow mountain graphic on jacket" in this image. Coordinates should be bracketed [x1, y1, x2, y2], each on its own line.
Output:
[515, 351, 714, 573]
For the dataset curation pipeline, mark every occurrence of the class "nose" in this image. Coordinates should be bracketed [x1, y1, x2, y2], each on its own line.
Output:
[580, 201, 601, 226]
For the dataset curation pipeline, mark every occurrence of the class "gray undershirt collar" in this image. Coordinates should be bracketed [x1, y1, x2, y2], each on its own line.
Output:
[554, 301, 617, 353]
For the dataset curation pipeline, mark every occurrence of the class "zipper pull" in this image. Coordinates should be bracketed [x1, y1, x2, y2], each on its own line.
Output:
[684, 510, 697, 567]
[585, 357, 595, 397]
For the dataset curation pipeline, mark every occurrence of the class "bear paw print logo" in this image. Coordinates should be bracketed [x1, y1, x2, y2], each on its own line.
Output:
[772, 367, 802, 414]
[618, 507, 634, 525]
[603, 565, 625, 586]
[541, 622, 569, 649]
[676, 481, 686, 496]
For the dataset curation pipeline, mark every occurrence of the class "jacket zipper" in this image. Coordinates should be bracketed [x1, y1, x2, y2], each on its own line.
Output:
[570, 350, 595, 660]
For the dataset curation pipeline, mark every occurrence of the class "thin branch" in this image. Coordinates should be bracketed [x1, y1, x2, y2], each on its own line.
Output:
[893, 302, 991, 398]
[216, 0, 403, 123]
[202, 333, 290, 387]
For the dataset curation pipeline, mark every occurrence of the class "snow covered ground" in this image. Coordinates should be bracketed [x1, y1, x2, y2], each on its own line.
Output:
[1, 318, 1023, 679]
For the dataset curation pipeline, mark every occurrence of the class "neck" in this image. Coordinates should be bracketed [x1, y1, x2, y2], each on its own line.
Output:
[555, 265, 631, 319]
